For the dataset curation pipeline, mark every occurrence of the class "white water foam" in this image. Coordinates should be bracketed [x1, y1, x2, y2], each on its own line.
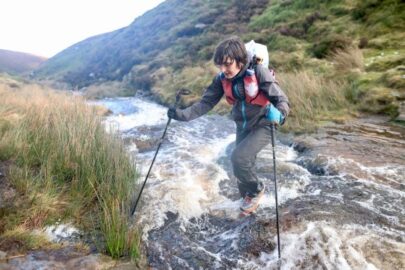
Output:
[43, 224, 80, 243]
[85, 97, 404, 269]
[251, 221, 404, 270]
[136, 125, 237, 238]
[97, 97, 168, 132]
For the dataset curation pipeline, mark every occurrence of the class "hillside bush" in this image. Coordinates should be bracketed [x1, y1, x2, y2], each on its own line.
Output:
[309, 35, 352, 58]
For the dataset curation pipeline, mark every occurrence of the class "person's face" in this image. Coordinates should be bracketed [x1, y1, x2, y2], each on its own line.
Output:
[217, 57, 242, 79]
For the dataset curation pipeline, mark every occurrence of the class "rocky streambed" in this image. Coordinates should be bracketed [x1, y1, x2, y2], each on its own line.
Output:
[1, 96, 404, 269]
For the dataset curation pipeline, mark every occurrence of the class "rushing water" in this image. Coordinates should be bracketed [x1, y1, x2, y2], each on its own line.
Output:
[97, 97, 405, 270]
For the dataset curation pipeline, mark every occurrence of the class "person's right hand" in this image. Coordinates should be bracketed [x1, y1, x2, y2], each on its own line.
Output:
[167, 107, 178, 120]
[266, 104, 283, 125]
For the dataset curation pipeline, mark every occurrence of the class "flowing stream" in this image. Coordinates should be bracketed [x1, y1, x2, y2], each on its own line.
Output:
[97, 97, 404, 270]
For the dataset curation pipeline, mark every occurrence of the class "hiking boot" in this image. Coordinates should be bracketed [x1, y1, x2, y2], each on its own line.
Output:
[240, 188, 265, 214]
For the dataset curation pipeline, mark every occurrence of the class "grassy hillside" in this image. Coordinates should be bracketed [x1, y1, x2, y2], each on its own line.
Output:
[36, 0, 405, 131]
[248, 0, 404, 118]
[0, 49, 47, 74]
[0, 74, 140, 259]
[35, 0, 269, 87]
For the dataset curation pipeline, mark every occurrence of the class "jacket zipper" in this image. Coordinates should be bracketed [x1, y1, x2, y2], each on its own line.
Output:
[232, 83, 247, 129]
[241, 101, 247, 129]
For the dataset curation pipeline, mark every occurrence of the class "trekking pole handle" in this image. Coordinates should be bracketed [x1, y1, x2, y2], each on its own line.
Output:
[175, 89, 191, 106]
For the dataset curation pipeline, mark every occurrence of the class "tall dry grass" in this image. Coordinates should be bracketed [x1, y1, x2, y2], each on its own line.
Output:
[328, 46, 364, 72]
[278, 70, 351, 132]
[0, 78, 140, 259]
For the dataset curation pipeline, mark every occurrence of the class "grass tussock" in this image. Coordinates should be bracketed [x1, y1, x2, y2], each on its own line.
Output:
[0, 77, 140, 259]
[278, 71, 352, 132]
[328, 46, 364, 72]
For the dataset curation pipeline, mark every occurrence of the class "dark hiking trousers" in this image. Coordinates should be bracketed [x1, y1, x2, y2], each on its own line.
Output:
[231, 121, 272, 198]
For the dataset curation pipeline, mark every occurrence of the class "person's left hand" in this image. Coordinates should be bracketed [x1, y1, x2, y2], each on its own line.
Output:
[266, 104, 283, 125]
[167, 107, 178, 120]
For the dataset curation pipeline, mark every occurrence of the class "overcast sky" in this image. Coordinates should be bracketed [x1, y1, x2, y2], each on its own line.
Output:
[0, 0, 165, 57]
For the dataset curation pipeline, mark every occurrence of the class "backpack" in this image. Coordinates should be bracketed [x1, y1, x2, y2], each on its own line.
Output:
[245, 40, 276, 81]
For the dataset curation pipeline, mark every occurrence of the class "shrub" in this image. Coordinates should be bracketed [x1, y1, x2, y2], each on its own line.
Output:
[310, 35, 352, 58]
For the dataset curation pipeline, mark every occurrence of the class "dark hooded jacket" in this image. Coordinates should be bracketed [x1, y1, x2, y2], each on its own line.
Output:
[175, 63, 290, 131]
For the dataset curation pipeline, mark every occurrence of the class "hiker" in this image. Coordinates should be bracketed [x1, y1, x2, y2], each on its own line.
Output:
[167, 36, 290, 214]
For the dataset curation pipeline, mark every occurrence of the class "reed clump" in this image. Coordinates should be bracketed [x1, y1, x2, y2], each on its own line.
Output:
[0, 77, 140, 259]
[278, 70, 351, 132]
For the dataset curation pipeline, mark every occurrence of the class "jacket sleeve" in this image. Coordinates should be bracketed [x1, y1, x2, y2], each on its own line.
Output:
[255, 65, 290, 119]
[175, 75, 224, 121]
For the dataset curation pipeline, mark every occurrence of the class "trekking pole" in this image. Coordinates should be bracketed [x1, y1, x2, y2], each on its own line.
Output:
[130, 89, 191, 216]
[271, 124, 281, 266]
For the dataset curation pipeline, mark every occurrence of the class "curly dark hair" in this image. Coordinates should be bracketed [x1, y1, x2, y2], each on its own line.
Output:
[213, 36, 248, 67]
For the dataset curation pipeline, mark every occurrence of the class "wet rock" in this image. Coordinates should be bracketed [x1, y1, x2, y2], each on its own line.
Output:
[296, 155, 331, 176]
[0, 250, 7, 260]
[1, 246, 145, 270]
[236, 218, 276, 257]
[293, 139, 315, 153]
[343, 188, 371, 201]
[147, 213, 278, 269]
[129, 138, 160, 153]
[103, 98, 405, 269]
[123, 125, 165, 152]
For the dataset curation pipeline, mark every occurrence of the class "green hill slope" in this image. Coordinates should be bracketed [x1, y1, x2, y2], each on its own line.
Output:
[36, 0, 405, 124]
[36, 0, 269, 86]
[0, 49, 47, 74]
